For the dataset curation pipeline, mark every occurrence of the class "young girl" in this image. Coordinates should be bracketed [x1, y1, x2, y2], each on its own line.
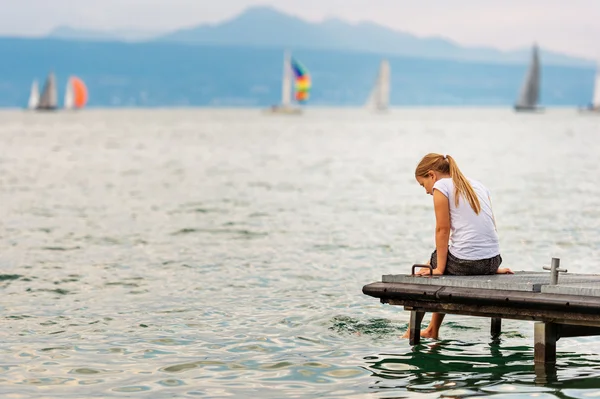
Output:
[402, 153, 513, 340]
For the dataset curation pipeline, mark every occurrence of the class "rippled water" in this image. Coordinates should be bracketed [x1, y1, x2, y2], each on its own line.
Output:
[1, 108, 600, 398]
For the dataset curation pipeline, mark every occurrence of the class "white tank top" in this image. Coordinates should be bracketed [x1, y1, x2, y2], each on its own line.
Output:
[433, 177, 500, 260]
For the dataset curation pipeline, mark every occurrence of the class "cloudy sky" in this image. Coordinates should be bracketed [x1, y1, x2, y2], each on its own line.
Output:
[1, 0, 598, 59]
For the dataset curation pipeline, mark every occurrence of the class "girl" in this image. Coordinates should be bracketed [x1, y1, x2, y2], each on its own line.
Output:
[403, 153, 513, 340]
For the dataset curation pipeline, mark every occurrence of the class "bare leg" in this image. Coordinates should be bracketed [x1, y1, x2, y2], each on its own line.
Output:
[417, 258, 444, 339]
[421, 313, 446, 339]
[401, 259, 432, 339]
[402, 312, 426, 339]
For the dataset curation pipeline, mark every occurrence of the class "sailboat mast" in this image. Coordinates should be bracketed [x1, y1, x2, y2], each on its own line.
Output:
[37, 72, 58, 110]
[593, 67, 600, 109]
[281, 51, 292, 106]
[28, 80, 39, 109]
[64, 77, 74, 109]
[378, 59, 390, 110]
[366, 59, 391, 110]
[372, 66, 382, 108]
[516, 45, 540, 108]
[529, 46, 540, 105]
[48, 73, 58, 108]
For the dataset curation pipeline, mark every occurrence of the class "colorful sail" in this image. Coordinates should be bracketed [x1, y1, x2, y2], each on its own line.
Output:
[71, 76, 88, 109]
[65, 76, 88, 109]
[291, 58, 311, 103]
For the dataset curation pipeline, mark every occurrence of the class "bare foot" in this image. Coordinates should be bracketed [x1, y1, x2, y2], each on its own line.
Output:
[401, 328, 440, 340]
[496, 268, 514, 274]
[420, 328, 439, 340]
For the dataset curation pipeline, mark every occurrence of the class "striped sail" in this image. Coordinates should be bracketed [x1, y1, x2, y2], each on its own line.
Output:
[291, 58, 311, 103]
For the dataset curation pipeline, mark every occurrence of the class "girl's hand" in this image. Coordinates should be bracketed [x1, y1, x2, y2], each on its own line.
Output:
[415, 267, 432, 276]
[496, 267, 514, 274]
[415, 268, 443, 276]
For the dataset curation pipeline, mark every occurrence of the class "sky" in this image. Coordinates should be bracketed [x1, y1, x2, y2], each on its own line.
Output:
[1, 0, 598, 60]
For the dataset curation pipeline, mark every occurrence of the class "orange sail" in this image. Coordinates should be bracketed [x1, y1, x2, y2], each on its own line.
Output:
[70, 77, 88, 109]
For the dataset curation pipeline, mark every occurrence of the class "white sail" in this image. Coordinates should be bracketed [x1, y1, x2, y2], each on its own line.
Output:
[64, 78, 74, 109]
[515, 45, 540, 109]
[281, 51, 292, 107]
[27, 80, 39, 109]
[366, 59, 391, 110]
[592, 68, 600, 109]
[264, 50, 302, 114]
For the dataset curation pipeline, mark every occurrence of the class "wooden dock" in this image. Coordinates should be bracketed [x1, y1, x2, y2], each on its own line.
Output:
[362, 258, 600, 365]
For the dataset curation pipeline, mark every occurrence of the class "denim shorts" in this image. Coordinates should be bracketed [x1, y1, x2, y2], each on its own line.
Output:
[430, 249, 502, 276]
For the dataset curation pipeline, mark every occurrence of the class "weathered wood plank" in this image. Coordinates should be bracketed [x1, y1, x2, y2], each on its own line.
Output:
[557, 324, 600, 339]
[364, 282, 600, 313]
[382, 272, 600, 292]
[387, 299, 600, 326]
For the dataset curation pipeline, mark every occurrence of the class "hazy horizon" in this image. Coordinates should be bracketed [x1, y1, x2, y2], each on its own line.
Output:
[0, 0, 598, 60]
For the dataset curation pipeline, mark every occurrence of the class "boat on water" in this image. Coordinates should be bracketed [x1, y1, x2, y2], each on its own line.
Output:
[265, 51, 311, 114]
[34, 73, 58, 111]
[27, 80, 39, 110]
[64, 76, 88, 110]
[28, 73, 88, 111]
[579, 66, 600, 113]
[365, 59, 390, 112]
[514, 45, 543, 112]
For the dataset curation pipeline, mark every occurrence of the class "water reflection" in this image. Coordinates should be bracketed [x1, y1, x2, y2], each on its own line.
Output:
[365, 340, 600, 396]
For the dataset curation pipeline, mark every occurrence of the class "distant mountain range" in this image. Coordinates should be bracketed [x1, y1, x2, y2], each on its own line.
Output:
[48, 26, 159, 42]
[42, 6, 592, 67]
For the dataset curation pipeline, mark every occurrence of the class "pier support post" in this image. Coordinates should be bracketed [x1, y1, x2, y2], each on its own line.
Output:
[534, 363, 558, 385]
[534, 322, 557, 364]
[409, 311, 425, 346]
[491, 318, 502, 339]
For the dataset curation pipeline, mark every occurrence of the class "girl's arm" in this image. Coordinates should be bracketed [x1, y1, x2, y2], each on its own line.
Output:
[433, 190, 451, 275]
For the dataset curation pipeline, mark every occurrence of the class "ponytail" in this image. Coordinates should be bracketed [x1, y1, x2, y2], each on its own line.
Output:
[415, 153, 481, 214]
[446, 155, 480, 214]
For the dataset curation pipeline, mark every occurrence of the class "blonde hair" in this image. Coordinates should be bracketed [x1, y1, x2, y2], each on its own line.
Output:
[415, 153, 481, 214]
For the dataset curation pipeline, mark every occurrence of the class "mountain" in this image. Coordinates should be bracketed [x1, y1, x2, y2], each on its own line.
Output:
[48, 26, 158, 42]
[0, 37, 594, 108]
[156, 6, 593, 67]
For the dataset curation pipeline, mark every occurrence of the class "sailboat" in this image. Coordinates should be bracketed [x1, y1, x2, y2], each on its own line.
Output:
[514, 45, 543, 112]
[27, 80, 40, 110]
[64, 76, 88, 110]
[579, 66, 600, 113]
[265, 51, 311, 114]
[365, 59, 391, 112]
[36, 72, 58, 111]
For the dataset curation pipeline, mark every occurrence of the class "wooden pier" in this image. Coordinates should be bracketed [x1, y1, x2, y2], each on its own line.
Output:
[362, 258, 600, 365]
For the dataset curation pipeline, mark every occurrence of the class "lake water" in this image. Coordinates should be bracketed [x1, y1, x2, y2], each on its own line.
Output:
[1, 108, 600, 398]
